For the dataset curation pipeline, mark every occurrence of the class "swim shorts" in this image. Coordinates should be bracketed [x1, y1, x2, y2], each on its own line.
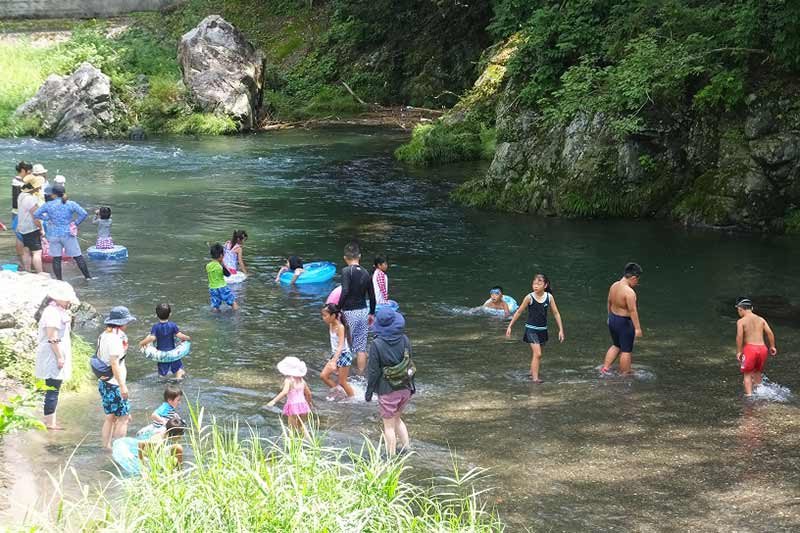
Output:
[157, 359, 184, 376]
[342, 308, 369, 353]
[378, 388, 412, 419]
[46, 234, 82, 257]
[608, 312, 635, 353]
[98, 380, 130, 417]
[335, 350, 353, 368]
[21, 230, 42, 251]
[740, 344, 768, 373]
[523, 327, 548, 345]
[209, 286, 235, 308]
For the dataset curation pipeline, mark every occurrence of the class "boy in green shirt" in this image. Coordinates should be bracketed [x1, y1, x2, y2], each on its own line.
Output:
[207, 243, 239, 312]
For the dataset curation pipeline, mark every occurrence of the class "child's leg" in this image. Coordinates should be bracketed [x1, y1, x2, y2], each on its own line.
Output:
[619, 352, 632, 374]
[753, 371, 763, 387]
[602, 345, 620, 371]
[337, 366, 355, 397]
[742, 372, 753, 396]
[382, 416, 398, 456]
[320, 363, 337, 389]
[395, 417, 410, 451]
[530, 343, 543, 381]
[298, 414, 310, 441]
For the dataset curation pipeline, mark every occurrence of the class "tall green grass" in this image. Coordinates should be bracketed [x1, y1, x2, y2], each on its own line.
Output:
[30, 409, 503, 531]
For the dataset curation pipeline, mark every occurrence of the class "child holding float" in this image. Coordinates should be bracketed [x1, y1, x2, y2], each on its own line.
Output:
[320, 303, 355, 400]
[223, 229, 248, 282]
[276, 255, 304, 285]
[506, 274, 565, 383]
[482, 286, 514, 318]
[267, 356, 313, 440]
[138, 304, 191, 380]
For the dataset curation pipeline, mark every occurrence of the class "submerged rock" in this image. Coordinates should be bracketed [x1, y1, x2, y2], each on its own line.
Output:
[178, 15, 265, 130]
[14, 62, 119, 140]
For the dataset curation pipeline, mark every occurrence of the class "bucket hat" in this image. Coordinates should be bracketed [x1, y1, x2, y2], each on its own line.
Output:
[371, 307, 405, 337]
[48, 281, 79, 305]
[104, 306, 137, 326]
[277, 356, 307, 377]
[22, 174, 46, 191]
[31, 163, 47, 175]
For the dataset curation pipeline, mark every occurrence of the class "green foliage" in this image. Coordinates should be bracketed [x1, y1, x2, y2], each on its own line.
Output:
[784, 209, 800, 235]
[0, 334, 93, 392]
[693, 69, 746, 112]
[302, 86, 366, 117]
[395, 122, 496, 166]
[672, 171, 734, 225]
[165, 113, 239, 135]
[34, 411, 502, 531]
[0, 381, 48, 436]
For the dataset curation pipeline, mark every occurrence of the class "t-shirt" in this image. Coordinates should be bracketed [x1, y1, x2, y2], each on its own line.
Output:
[93, 216, 112, 238]
[34, 302, 72, 381]
[153, 402, 175, 427]
[97, 328, 128, 386]
[16, 192, 40, 235]
[339, 264, 377, 313]
[151, 321, 180, 351]
[11, 176, 23, 211]
[206, 260, 226, 289]
[372, 269, 389, 305]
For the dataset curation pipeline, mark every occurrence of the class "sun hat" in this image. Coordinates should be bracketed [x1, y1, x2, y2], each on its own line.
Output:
[54, 175, 66, 184]
[22, 174, 46, 190]
[47, 281, 79, 305]
[276, 356, 307, 377]
[104, 306, 137, 326]
[371, 306, 405, 338]
[31, 163, 47, 175]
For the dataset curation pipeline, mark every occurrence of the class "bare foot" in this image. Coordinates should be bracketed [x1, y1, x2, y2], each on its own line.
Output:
[46, 425, 65, 431]
[211, 308, 221, 313]
[232, 302, 239, 311]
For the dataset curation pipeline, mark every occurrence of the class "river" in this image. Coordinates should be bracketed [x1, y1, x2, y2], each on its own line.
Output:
[1, 129, 799, 531]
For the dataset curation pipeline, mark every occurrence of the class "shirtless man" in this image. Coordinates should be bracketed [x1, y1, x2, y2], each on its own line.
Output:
[601, 262, 643, 375]
[735, 298, 777, 397]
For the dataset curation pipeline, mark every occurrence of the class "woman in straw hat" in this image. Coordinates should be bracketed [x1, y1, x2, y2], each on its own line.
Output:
[16, 177, 46, 273]
[34, 281, 80, 430]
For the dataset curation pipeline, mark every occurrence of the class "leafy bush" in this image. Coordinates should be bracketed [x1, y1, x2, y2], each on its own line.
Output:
[784, 208, 800, 234]
[165, 113, 238, 135]
[395, 122, 495, 166]
[0, 382, 48, 436]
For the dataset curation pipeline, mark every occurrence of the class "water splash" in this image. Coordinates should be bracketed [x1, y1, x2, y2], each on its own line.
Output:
[752, 376, 793, 403]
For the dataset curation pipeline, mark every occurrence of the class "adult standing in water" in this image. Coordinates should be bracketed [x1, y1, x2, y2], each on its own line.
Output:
[34, 282, 79, 430]
[97, 306, 136, 449]
[34, 184, 92, 281]
[601, 262, 643, 375]
[16, 178, 46, 273]
[339, 241, 376, 373]
[11, 161, 33, 261]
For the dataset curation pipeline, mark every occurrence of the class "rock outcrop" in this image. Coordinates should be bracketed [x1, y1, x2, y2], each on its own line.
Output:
[14, 62, 120, 140]
[178, 15, 265, 130]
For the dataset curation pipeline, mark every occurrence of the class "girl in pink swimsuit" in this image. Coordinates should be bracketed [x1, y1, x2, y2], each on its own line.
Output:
[266, 356, 313, 439]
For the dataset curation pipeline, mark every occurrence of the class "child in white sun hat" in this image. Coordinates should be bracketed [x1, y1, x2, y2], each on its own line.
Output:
[267, 356, 313, 439]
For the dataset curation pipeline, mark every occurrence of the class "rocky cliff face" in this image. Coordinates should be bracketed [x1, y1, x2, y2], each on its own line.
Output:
[455, 86, 800, 232]
[178, 15, 265, 131]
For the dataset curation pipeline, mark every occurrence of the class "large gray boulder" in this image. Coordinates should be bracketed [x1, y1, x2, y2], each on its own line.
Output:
[14, 62, 118, 140]
[178, 15, 265, 130]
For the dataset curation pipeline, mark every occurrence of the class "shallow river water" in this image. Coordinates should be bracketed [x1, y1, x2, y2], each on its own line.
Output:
[1, 129, 799, 531]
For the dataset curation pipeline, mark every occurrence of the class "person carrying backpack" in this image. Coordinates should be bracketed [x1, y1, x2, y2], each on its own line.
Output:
[365, 307, 416, 457]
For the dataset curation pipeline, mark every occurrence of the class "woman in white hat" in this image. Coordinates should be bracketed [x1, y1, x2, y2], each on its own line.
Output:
[34, 281, 79, 430]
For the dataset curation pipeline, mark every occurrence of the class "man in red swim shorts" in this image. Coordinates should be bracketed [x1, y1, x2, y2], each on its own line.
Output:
[735, 298, 777, 397]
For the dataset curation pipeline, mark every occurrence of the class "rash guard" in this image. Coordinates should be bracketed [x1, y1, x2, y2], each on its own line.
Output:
[339, 264, 376, 314]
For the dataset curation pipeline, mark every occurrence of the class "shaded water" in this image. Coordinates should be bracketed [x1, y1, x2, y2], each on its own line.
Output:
[2, 129, 800, 531]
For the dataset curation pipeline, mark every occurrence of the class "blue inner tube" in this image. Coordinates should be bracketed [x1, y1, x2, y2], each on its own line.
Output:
[87, 245, 128, 260]
[142, 341, 191, 363]
[375, 300, 400, 312]
[279, 261, 336, 285]
[484, 295, 518, 317]
[112, 436, 142, 475]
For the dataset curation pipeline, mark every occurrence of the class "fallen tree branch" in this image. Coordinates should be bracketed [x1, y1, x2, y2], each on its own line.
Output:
[340, 80, 368, 106]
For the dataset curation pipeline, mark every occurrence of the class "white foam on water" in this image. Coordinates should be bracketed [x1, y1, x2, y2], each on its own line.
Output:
[594, 365, 656, 382]
[752, 376, 793, 403]
[439, 304, 510, 319]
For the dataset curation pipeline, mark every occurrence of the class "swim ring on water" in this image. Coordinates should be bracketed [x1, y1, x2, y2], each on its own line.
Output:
[484, 296, 518, 317]
[142, 341, 191, 363]
[112, 436, 142, 475]
[226, 271, 247, 284]
[328, 286, 400, 311]
[136, 423, 166, 440]
[87, 245, 128, 261]
[280, 261, 336, 285]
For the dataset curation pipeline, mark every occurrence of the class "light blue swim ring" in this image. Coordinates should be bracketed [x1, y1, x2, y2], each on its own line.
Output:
[112, 436, 142, 475]
[484, 296, 518, 317]
[87, 245, 128, 260]
[142, 341, 191, 363]
[375, 300, 400, 312]
[279, 261, 336, 285]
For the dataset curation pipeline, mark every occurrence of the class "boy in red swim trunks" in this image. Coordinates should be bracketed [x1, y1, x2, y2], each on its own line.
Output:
[735, 298, 777, 397]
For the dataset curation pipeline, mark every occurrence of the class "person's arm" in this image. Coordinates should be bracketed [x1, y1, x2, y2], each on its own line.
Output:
[92, 211, 99, 224]
[607, 288, 613, 314]
[34, 203, 47, 221]
[303, 383, 313, 410]
[237, 246, 248, 275]
[367, 271, 377, 316]
[764, 320, 777, 355]
[365, 343, 381, 402]
[290, 268, 303, 286]
[138, 334, 156, 348]
[29, 203, 44, 231]
[376, 271, 388, 301]
[110, 355, 127, 399]
[276, 266, 288, 282]
[627, 291, 642, 337]
[46, 326, 65, 369]
[267, 378, 292, 407]
[736, 320, 744, 360]
[151, 409, 168, 425]
[176, 332, 191, 341]
[73, 202, 88, 226]
[339, 267, 351, 306]
[549, 295, 565, 342]
[506, 295, 530, 337]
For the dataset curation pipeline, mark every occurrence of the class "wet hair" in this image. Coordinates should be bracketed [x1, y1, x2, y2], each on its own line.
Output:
[230, 229, 248, 245]
[373, 255, 387, 268]
[533, 274, 552, 294]
[164, 383, 183, 402]
[210, 243, 224, 259]
[624, 262, 643, 278]
[490, 285, 504, 294]
[15, 161, 32, 173]
[98, 206, 111, 220]
[52, 185, 68, 204]
[343, 241, 361, 260]
[288, 255, 303, 271]
[322, 302, 341, 318]
[156, 303, 171, 320]
[735, 297, 753, 310]
[165, 414, 186, 438]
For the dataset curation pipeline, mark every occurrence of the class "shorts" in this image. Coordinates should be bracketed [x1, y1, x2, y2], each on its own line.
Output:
[335, 351, 353, 368]
[378, 388, 412, 419]
[608, 312, 635, 353]
[740, 344, 768, 373]
[342, 308, 369, 353]
[157, 359, 184, 376]
[98, 380, 130, 417]
[46, 234, 82, 257]
[523, 327, 548, 345]
[209, 286, 235, 308]
[21, 230, 42, 251]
